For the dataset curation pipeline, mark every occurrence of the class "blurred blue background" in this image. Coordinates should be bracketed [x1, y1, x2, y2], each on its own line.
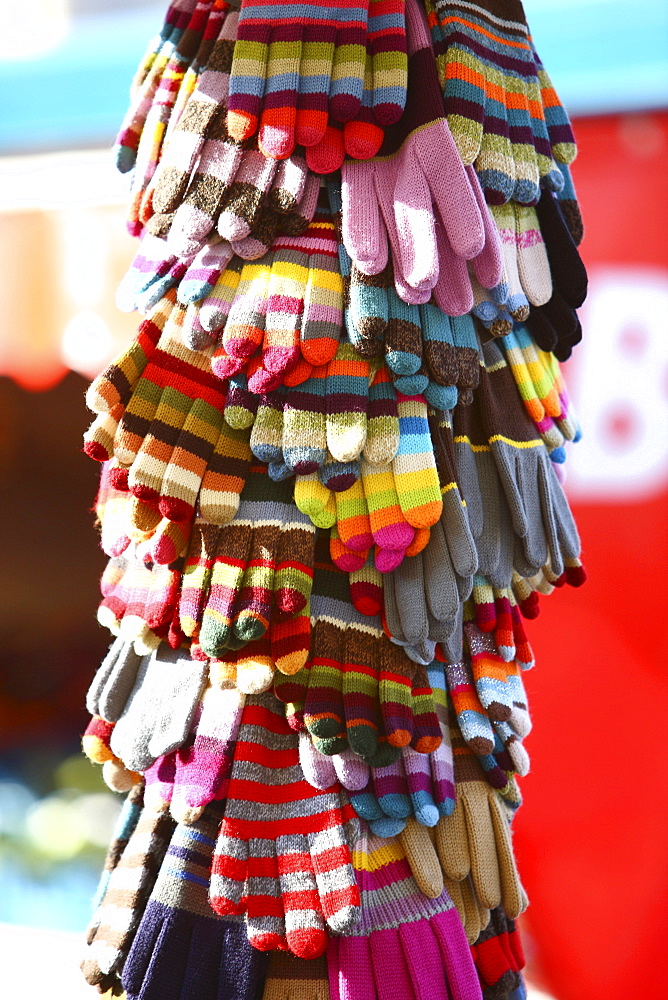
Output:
[1, 0, 667, 155]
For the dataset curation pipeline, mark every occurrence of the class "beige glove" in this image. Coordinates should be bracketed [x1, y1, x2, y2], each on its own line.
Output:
[443, 873, 491, 945]
[434, 717, 527, 918]
[262, 951, 329, 1000]
[399, 817, 491, 944]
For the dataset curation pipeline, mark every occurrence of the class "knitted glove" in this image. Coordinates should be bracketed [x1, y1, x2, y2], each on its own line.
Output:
[81, 802, 176, 992]
[123, 802, 270, 1000]
[184, 200, 344, 386]
[90, 782, 144, 911]
[97, 540, 186, 651]
[453, 370, 523, 588]
[338, 0, 500, 307]
[209, 692, 361, 958]
[477, 340, 581, 579]
[178, 464, 315, 655]
[84, 293, 176, 458]
[90, 297, 255, 527]
[489, 202, 552, 319]
[432, 711, 527, 918]
[397, 819, 493, 942]
[86, 638, 142, 724]
[525, 185, 589, 360]
[114, 0, 200, 173]
[143, 683, 244, 822]
[108, 643, 208, 772]
[427, 0, 575, 204]
[274, 533, 442, 762]
[499, 325, 573, 460]
[299, 731, 454, 834]
[95, 462, 191, 565]
[438, 650, 530, 780]
[469, 576, 534, 669]
[142, 10, 319, 255]
[125, 0, 221, 236]
[329, 827, 482, 1000]
[225, 0, 407, 157]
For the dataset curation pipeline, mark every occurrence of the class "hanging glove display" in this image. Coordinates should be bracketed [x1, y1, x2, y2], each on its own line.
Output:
[78, 3, 586, 997]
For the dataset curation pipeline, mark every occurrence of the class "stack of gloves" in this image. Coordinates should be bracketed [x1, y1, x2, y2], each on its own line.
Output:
[79, 0, 587, 997]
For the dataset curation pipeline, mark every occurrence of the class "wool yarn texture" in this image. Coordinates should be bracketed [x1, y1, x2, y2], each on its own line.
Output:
[78, 1, 590, 995]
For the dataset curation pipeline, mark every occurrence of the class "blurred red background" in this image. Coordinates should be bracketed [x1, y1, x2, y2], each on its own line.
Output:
[514, 111, 668, 1000]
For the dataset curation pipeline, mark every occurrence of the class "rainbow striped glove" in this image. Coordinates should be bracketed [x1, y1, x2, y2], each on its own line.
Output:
[426, 0, 576, 205]
[226, 0, 408, 159]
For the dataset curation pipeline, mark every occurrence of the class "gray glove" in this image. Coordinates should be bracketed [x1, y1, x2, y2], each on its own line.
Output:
[86, 637, 143, 722]
[110, 643, 208, 772]
[478, 340, 581, 578]
[452, 381, 516, 588]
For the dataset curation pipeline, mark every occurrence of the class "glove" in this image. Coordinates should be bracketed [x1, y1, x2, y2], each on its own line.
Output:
[96, 481, 196, 568]
[429, 410, 478, 586]
[432, 710, 527, 918]
[329, 826, 482, 1000]
[472, 906, 526, 1000]
[90, 781, 144, 911]
[489, 202, 552, 319]
[163, 144, 320, 259]
[477, 340, 581, 578]
[230, 347, 403, 476]
[438, 646, 530, 782]
[427, 650, 518, 795]
[464, 622, 531, 735]
[84, 293, 177, 450]
[469, 576, 534, 669]
[276, 531, 442, 758]
[144, 683, 244, 821]
[526, 185, 588, 359]
[143, 10, 320, 254]
[335, 224, 484, 407]
[98, 547, 184, 651]
[452, 385, 517, 588]
[527, 290, 582, 361]
[499, 325, 569, 459]
[339, 0, 500, 309]
[397, 818, 493, 942]
[290, 424, 434, 575]
[178, 464, 315, 655]
[209, 692, 361, 958]
[125, 0, 220, 235]
[86, 636, 143, 723]
[114, 0, 200, 173]
[382, 405, 482, 644]
[123, 802, 270, 1000]
[427, 0, 575, 204]
[225, 0, 407, 157]
[116, 234, 200, 313]
[262, 951, 329, 999]
[190, 199, 343, 385]
[81, 800, 176, 992]
[108, 643, 209, 772]
[93, 297, 254, 527]
[299, 731, 454, 831]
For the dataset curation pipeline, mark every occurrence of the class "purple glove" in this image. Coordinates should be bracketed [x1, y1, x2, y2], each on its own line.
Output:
[330, 826, 482, 1000]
